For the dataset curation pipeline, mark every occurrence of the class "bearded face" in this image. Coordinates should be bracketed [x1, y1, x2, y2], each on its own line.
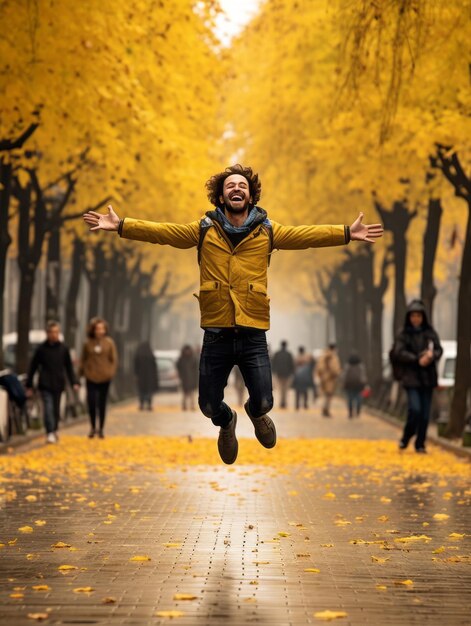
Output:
[220, 174, 252, 214]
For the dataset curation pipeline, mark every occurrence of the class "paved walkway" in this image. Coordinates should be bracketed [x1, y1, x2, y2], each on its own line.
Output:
[0, 391, 470, 625]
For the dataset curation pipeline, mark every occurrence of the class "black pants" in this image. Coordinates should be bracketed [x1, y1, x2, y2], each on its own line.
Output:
[198, 329, 273, 428]
[86, 380, 110, 431]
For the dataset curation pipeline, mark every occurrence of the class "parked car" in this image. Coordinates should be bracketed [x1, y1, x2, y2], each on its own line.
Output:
[154, 350, 180, 392]
[433, 340, 456, 421]
[2, 330, 64, 373]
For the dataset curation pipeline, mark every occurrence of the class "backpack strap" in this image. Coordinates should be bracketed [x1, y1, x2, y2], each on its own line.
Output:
[262, 218, 274, 266]
[197, 216, 213, 265]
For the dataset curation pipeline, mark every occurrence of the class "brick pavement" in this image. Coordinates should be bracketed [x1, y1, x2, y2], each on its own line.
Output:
[0, 392, 470, 625]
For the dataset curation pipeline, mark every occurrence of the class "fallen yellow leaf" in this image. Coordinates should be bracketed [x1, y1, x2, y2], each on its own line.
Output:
[25, 495, 37, 502]
[304, 568, 320, 573]
[173, 594, 197, 600]
[154, 610, 185, 618]
[163, 543, 182, 548]
[375, 585, 387, 591]
[34, 520, 46, 526]
[27, 614, 49, 621]
[394, 579, 414, 586]
[73, 587, 95, 593]
[314, 610, 348, 620]
[371, 556, 390, 564]
[394, 535, 431, 544]
[58, 565, 78, 571]
[10, 592, 24, 598]
[129, 555, 151, 561]
[52, 542, 71, 548]
[18, 526, 34, 533]
[448, 533, 465, 540]
[433, 513, 450, 521]
[32, 585, 51, 592]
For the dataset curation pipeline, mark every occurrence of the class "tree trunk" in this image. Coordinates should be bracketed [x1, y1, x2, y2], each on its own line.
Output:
[360, 247, 390, 387]
[65, 237, 85, 348]
[86, 243, 106, 321]
[45, 222, 61, 323]
[16, 268, 36, 374]
[375, 200, 417, 336]
[14, 176, 47, 373]
[446, 207, 471, 437]
[0, 159, 13, 369]
[421, 197, 443, 323]
[432, 146, 471, 438]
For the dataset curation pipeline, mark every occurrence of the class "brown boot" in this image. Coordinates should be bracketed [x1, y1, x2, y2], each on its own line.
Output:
[217, 410, 238, 465]
[245, 401, 276, 449]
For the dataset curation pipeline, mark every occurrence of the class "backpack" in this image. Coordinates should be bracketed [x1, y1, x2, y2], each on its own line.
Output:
[197, 216, 274, 265]
[388, 345, 404, 382]
[0, 373, 27, 408]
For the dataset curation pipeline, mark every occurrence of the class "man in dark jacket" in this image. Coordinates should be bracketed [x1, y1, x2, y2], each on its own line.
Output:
[271, 340, 295, 408]
[26, 321, 79, 444]
[392, 300, 442, 453]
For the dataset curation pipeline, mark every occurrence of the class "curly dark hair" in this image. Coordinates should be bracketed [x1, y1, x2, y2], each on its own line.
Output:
[205, 164, 261, 208]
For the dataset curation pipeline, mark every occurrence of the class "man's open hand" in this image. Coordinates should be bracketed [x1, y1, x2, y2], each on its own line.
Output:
[83, 205, 120, 232]
[350, 212, 384, 243]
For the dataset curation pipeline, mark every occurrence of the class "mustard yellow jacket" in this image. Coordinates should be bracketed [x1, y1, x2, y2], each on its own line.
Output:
[120, 211, 348, 330]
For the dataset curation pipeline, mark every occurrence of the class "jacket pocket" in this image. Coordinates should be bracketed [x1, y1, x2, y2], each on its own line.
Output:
[197, 280, 221, 316]
[247, 282, 269, 315]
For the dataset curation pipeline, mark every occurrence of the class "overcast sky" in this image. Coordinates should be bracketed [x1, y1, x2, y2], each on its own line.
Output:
[215, 0, 261, 45]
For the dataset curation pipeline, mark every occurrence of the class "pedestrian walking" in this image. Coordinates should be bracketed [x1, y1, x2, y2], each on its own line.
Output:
[80, 318, 118, 439]
[134, 341, 159, 411]
[84, 164, 383, 463]
[317, 343, 341, 417]
[293, 346, 314, 410]
[25, 321, 79, 444]
[391, 300, 442, 453]
[343, 353, 367, 418]
[272, 340, 295, 409]
[176, 344, 198, 411]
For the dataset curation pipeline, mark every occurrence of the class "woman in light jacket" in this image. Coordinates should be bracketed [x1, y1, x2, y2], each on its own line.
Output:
[80, 317, 118, 439]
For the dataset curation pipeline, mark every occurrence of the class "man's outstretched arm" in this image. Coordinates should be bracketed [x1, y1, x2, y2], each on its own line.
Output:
[83, 205, 199, 248]
[271, 212, 383, 249]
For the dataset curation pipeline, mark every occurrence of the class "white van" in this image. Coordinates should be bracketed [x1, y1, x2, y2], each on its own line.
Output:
[436, 340, 456, 390]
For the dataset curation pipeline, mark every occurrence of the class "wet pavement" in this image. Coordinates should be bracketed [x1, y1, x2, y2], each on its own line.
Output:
[0, 391, 470, 625]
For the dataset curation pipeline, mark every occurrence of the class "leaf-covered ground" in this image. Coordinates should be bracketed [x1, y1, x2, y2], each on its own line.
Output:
[0, 404, 470, 625]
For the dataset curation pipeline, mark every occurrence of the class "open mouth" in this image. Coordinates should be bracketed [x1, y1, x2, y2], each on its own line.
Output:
[230, 194, 244, 202]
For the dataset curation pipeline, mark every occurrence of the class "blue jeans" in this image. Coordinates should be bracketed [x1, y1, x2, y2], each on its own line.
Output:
[198, 329, 273, 427]
[41, 390, 62, 434]
[346, 390, 362, 417]
[402, 387, 433, 450]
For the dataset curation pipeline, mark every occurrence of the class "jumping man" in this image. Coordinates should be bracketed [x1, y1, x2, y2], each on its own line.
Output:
[83, 164, 383, 464]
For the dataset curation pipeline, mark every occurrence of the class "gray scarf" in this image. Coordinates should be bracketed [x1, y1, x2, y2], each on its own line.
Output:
[216, 207, 259, 234]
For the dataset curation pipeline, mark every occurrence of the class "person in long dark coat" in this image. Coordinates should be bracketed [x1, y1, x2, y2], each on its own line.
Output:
[134, 342, 159, 411]
[176, 345, 198, 411]
[392, 300, 442, 453]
